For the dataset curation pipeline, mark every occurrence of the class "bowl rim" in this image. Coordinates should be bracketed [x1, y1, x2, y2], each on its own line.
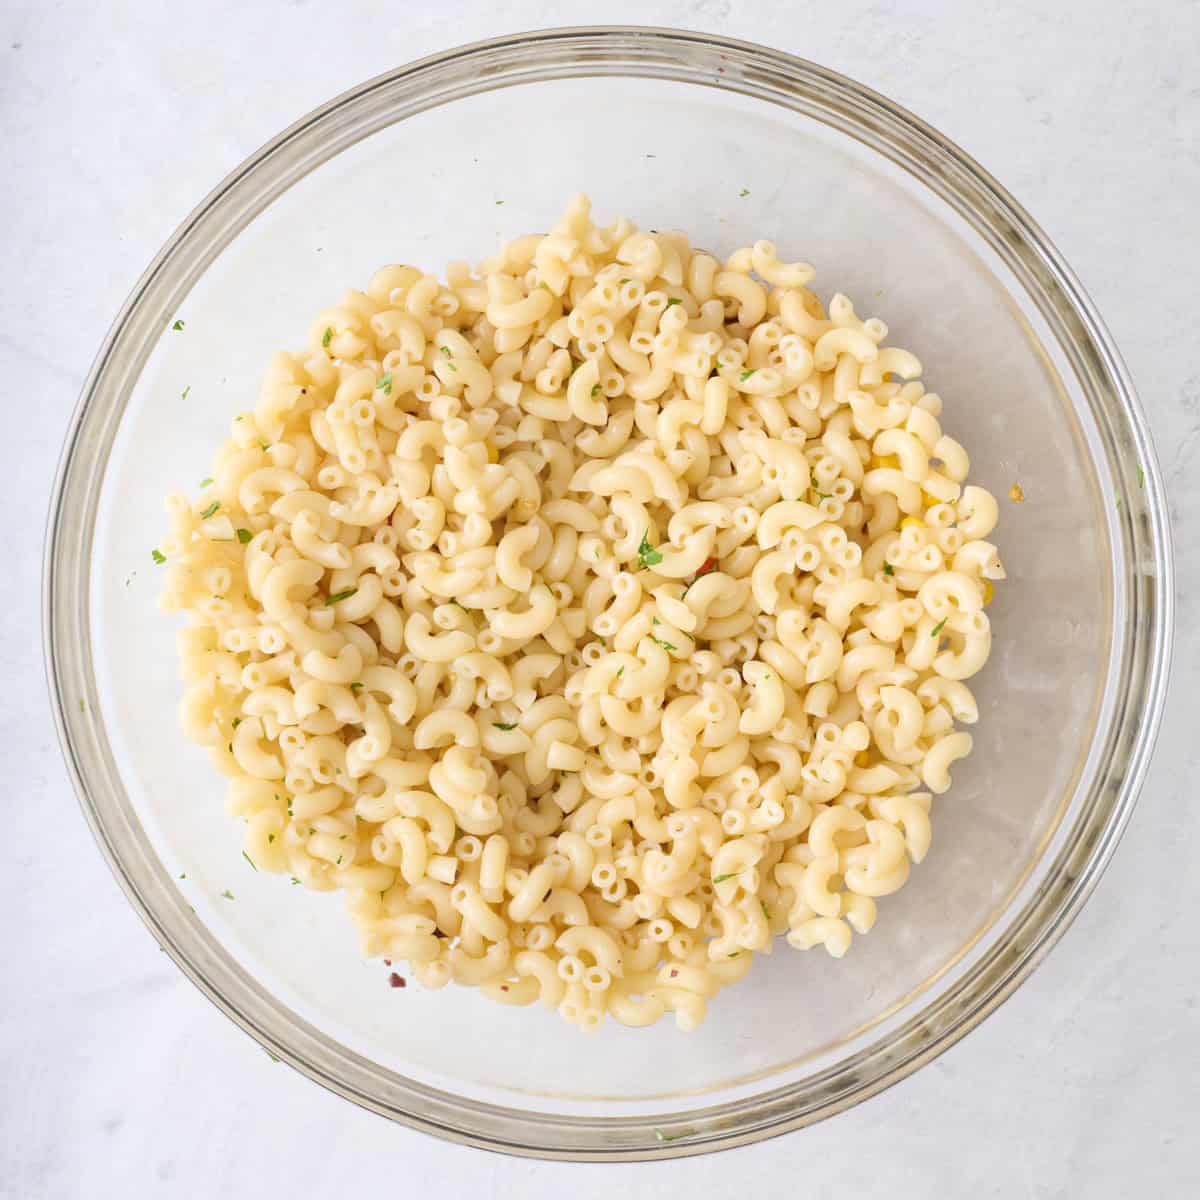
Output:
[43, 25, 1174, 1160]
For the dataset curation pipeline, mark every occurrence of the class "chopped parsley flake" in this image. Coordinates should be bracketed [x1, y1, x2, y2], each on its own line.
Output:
[322, 327, 333, 347]
[493, 722, 518, 731]
[242, 851, 256, 871]
[1136, 463, 1145, 489]
[665, 297, 682, 306]
[930, 617, 948, 638]
[636, 531, 663, 570]
[178, 873, 186, 880]
[652, 637, 677, 653]
[172, 319, 185, 331]
[883, 563, 895, 576]
[236, 527, 252, 544]
[325, 588, 358, 606]
[712, 869, 744, 884]
[265, 1049, 280, 1063]
[199, 500, 220, 519]
[182, 386, 191, 400]
[495, 199, 504, 205]
[350, 682, 364, 693]
[199, 476, 213, 488]
[654, 1129, 684, 1143]
[761, 901, 770, 919]
[231, 717, 241, 729]
[591, 383, 601, 397]
[738, 187, 750, 197]
[151, 549, 166, 564]
[268, 833, 275, 844]
[377, 372, 393, 395]
[615, 666, 624, 678]
[739, 368, 756, 381]
[221, 889, 235, 900]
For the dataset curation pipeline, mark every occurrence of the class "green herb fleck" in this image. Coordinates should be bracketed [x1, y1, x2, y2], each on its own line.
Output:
[199, 476, 213, 488]
[231, 717, 241, 729]
[79, 698, 86, 713]
[712, 869, 744, 884]
[493, 721, 518, 731]
[260, 441, 271, 452]
[653, 637, 677, 652]
[1115, 493, 1123, 510]
[591, 383, 601, 397]
[616, 666, 624, 678]
[930, 617, 948, 638]
[619, 278, 630, 285]
[652, 1123, 691, 1142]
[268, 833, 275, 844]
[350, 682, 364, 693]
[325, 588, 358, 606]
[1136, 463, 1145, 489]
[242, 851, 256, 871]
[181, 386, 191, 401]
[236, 527, 252, 544]
[665, 297, 683, 306]
[377, 372, 393, 395]
[151, 549, 166, 564]
[290, 877, 301, 885]
[221, 889, 235, 900]
[199, 500, 220, 520]
[178, 873, 186, 880]
[883, 562, 895, 576]
[738, 187, 750, 198]
[637, 531, 664, 570]
[172, 319, 185, 331]
[495, 199, 504, 205]
[322, 327, 333, 347]
[729, 952, 740, 958]
[265, 1049, 280, 1063]
[739, 368, 756, 381]
[761, 901, 770, 919]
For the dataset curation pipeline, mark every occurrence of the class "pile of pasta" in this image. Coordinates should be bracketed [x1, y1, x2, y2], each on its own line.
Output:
[161, 195, 1004, 1031]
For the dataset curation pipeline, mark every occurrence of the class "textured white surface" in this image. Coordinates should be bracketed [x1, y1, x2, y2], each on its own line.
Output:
[3, 1, 1198, 1195]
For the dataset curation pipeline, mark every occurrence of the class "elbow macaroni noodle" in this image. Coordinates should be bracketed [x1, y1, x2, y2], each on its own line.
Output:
[161, 196, 1003, 1032]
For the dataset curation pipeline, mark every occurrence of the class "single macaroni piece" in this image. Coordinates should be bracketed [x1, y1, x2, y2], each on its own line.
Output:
[161, 195, 1002, 1033]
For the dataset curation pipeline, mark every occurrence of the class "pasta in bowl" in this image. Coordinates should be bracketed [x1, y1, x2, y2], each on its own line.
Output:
[159, 194, 1004, 1032]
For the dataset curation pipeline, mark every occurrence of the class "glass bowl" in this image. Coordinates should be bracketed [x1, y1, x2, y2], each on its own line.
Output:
[44, 27, 1173, 1159]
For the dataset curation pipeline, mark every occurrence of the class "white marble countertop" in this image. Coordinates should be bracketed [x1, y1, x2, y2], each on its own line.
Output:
[4, 1, 1198, 1195]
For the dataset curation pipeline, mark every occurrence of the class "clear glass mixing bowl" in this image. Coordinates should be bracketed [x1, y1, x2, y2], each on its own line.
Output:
[44, 28, 1173, 1159]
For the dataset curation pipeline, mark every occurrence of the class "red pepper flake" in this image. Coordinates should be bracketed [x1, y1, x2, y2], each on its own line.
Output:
[683, 557, 719, 596]
[388, 973, 406, 989]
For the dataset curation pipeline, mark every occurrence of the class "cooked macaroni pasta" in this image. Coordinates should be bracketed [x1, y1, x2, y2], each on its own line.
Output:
[160, 196, 1003, 1032]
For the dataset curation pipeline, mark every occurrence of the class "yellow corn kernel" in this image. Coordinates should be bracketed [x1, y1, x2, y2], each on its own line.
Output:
[982, 579, 994, 606]
[900, 515, 924, 530]
[486, 442, 499, 464]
